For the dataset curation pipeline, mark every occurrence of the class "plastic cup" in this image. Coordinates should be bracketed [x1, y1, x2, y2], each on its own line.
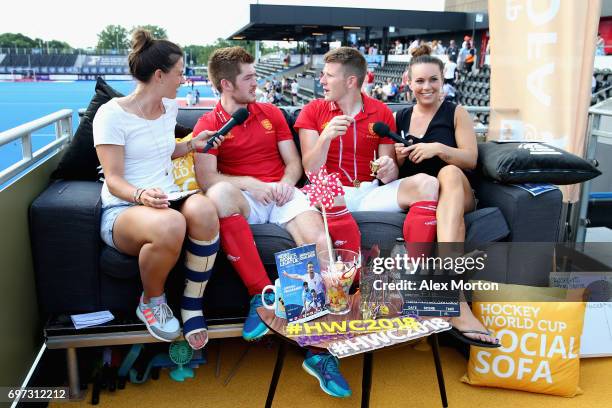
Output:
[318, 249, 360, 315]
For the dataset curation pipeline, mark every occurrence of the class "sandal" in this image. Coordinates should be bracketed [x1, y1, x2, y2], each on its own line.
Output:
[448, 328, 501, 348]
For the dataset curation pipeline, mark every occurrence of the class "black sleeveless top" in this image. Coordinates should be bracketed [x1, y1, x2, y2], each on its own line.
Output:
[395, 100, 457, 178]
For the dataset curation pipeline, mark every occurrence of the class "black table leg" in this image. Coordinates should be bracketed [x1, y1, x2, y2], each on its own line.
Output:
[430, 334, 448, 407]
[361, 351, 373, 408]
[265, 340, 287, 408]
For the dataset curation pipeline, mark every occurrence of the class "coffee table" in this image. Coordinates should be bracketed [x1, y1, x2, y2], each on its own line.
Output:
[257, 293, 448, 408]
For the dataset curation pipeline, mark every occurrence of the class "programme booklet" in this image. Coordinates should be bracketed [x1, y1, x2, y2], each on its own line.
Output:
[275, 244, 329, 323]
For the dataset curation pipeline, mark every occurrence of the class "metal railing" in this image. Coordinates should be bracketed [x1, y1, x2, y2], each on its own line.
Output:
[571, 100, 612, 242]
[0, 109, 73, 187]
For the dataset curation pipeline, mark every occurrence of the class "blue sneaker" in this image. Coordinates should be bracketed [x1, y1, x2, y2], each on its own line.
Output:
[302, 351, 352, 398]
[242, 293, 272, 341]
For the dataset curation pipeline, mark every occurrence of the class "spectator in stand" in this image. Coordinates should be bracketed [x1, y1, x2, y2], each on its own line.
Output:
[431, 40, 444, 55]
[457, 41, 468, 71]
[382, 79, 393, 101]
[373, 84, 384, 101]
[401, 68, 412, 102]
[390, 81, 399, 102]
[395, 40, 403, 55]
[596, 33, 606, 56]
[408, 38, 420, 55]
[443, 59, 457, 87]
[371, 44, 378, 55]
[364, 68, 375, 96]
[383, 78, 398, 102]
[359, 43, 366, 54]
[464, 42, 476, 72]
[446, 39, 458, 62]
[274, 88, 283, 104]
[255, 87, 267, 102]
[462, 35, 471, 49]
[441, 82, 456, 103]
[437, 40, 446, 55]
[291, 78, 300, 105]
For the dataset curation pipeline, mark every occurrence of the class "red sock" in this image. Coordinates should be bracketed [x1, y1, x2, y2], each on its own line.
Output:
[403, 201, 438, 258]
[219, 214, 271, 296]
[326, 206, 362, 254]
[326, 205, 362, 281]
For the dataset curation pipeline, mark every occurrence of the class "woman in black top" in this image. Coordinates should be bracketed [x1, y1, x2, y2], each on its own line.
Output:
[396, 45, 499, 347]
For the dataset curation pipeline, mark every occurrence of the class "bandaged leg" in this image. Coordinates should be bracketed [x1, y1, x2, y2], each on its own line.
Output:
[181, 234, 219, 350]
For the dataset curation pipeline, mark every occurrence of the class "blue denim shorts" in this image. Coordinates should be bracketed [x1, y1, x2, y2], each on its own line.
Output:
[100, 204, 133, 249]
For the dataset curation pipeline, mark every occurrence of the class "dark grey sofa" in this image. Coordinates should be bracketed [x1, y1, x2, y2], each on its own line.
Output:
[30, 105, 563, 323]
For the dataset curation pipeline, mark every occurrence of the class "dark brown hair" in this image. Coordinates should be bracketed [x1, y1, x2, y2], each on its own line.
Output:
[407, 44, 444, 80]
[324, 47, 367, 85]
[128, 29, 183, 83]
[208, 47, 255, 93]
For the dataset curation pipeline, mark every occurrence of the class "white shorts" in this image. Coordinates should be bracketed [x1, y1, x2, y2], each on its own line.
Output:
[343, 179, 403, 213]
[242, 184, 316, 226]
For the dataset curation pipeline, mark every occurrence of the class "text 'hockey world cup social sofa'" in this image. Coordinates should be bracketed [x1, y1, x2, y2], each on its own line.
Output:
[30, 104, 563, 323]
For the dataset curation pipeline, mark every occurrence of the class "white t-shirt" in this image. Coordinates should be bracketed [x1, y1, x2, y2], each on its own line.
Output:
[444, 61, 457, 80]
[291, 81, 299, 95]
[93, 97, 179, 208]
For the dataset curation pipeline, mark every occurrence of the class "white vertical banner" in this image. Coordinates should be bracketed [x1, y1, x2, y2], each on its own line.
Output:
[488, 0, 602, 202]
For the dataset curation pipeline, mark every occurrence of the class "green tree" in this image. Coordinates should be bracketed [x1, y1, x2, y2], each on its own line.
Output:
[131, 25, 168, 40]
[0, 33, 73, 51]
[96, 25, 129, 51]
[46, 40, 72, 51]
[0, 33, 37, 48]
[183, 38, 257, 67]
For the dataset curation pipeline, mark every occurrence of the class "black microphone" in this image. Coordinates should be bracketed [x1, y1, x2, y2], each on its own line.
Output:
[372, 122, 412, 146]
[202, 107, 250, 153]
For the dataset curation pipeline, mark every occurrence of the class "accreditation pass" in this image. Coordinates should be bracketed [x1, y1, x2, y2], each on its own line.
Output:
[1, 387, 69, 402]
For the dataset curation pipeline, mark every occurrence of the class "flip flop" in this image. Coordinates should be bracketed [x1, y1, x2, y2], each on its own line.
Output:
[448, 327, 501, 348]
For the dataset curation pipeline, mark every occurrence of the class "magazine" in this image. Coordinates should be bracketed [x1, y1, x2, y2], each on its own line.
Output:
[275, 244, 329, 323]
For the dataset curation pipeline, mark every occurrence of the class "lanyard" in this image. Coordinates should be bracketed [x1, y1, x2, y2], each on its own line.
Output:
[338, 123, 359, 187]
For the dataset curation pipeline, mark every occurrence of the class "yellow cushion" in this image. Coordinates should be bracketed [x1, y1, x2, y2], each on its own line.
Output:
[172, 133, 198, 192]
[461, 282, 586, 397]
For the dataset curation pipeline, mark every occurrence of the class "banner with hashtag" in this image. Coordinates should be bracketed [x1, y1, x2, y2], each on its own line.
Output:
[326, 318, 451, 358]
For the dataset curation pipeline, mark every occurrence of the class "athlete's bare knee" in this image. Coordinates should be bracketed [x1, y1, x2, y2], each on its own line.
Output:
[183, 195, 219, 236]
[152, 211, 186, 252]
[410, 173, 439, 201]
[206, 182, 243, 216]
[438, 165, 464, 186]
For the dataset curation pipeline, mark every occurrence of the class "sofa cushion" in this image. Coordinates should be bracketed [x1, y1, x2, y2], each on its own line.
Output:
[52, 78, 123, 181]
[30, 180, 103, 313]
[478, 141, 601, 184]
[465, 207, 510, 242]
[474, 179, 562, 242]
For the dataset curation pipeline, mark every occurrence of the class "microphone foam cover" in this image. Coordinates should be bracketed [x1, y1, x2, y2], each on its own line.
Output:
[232, 107, 250, 124]
[373, 122, 390, 137]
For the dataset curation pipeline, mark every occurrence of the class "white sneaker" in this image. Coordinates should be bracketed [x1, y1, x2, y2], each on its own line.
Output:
[136, 302, 181, 342]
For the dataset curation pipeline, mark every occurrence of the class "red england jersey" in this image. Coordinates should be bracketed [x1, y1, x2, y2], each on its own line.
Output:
[193, 102, 294, 182]
[293, 94, 396, 186]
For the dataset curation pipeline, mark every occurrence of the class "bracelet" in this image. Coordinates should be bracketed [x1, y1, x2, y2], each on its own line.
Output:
[136, 188, 146, 205]
[132, 188, 142, 204]
[188, 140, 195, 153]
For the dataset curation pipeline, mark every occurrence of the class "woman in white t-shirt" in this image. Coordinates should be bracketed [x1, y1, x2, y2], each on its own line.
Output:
[93, 29, 221, 350]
